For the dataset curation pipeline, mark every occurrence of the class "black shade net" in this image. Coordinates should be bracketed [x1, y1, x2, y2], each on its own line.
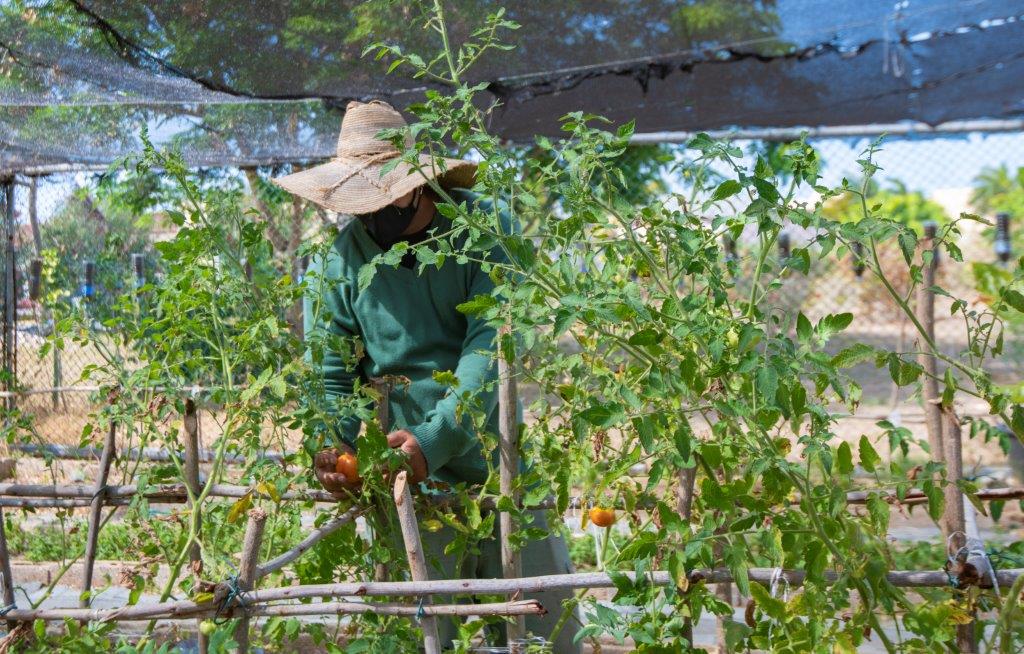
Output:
[2, 0, 1023, 172]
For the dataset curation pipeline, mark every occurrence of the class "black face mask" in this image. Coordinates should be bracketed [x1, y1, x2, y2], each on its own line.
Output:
[360, 188, 422, 249]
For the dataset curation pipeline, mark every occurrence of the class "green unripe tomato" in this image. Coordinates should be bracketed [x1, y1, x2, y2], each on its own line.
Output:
[199, 620, 217, 636]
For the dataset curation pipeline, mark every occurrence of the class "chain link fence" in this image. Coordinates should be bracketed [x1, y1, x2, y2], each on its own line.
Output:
[2, 128, 1023, 442]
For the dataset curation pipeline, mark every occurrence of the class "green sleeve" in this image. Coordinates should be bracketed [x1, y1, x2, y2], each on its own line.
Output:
[410, 258, 499, 474]
[303, 247, 363, 449]
[411, 201, 517, 474]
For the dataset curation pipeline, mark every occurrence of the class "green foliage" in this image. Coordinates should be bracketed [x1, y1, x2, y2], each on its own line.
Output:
[358, 8, 1024, 650]
[971, 165, 1024, 218]
[823, 179, 949, 234]
[5, 2, 1024, 652]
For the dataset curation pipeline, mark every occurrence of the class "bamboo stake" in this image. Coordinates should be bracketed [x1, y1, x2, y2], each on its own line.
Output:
[255, 508, 360, 580]
[393, 471, 441, 654]
[2, 567, 1020, 624]
[0, 507, 16, 631]
[182, 398, 206, 654]
[233, 509, 267, 654]
[81, 419, 117, 609]
[497, 324, 524, 642]
[916, 237, 944, 469]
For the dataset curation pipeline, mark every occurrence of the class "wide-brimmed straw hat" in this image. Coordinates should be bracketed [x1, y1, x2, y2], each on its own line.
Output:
[272, 100, 476, 215]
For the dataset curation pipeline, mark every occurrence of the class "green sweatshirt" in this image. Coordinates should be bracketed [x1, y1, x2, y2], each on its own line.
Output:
[303, 194, 510, 485]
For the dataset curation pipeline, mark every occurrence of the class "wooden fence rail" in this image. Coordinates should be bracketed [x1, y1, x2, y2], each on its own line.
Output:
[0, 481, 1020, 510]
[0, 567, 1019, 624]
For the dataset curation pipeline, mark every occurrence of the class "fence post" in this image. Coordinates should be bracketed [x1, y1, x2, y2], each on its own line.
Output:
[233, 508, 267, 654]
[80, 418, 117, 609]
[916, 233, 944, 471]
[497, 324, 524, 642]
[393, 471, 441, 654]
[0, 506, 16, 632]
[27, 176, 41, 255]
[995, 212, 1011, 264]
[82, 261, 96, 300]
[2, 179, 16, 417]
[27, 260, 41, 304]
[778, 231, 791, 260]
[182, 398, 207, 653]
[131, 253, 145, 290]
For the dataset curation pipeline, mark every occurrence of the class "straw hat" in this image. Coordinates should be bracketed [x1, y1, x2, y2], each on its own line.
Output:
[272, 100, 476, 215]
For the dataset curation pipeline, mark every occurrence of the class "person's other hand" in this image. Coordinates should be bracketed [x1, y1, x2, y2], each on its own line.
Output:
[314, 445, 361, 499]
[387, 430, 428, 483]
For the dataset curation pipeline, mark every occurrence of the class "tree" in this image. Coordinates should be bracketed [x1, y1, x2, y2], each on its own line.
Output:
[971, 165, 1024, 217]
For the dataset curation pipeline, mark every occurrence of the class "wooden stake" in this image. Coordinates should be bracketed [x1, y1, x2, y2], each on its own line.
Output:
[676, 465, 697, 645]
[498, 324, 525, 642]
[0, 481, 1020, 510]
[182, 398, 206, 654]
[0, 507, 16, 631]
[942, 407, 974, 652]
[233, 508, 267, 654]
[255, 508, 359, 580]
[0, 598, 546, 623]
[916, 240, 944, 468]
[393, 471, 441, 654]
[370, 377, 391, 584]
[81, 418, 117, 608]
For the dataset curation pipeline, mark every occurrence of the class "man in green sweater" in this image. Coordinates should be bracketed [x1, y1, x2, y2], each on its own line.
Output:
[274, 100, 580, 652]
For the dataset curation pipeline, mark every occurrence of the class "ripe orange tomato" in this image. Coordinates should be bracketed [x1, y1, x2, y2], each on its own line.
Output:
[589, 506, 616, 528]
[335, 452, 361, 482]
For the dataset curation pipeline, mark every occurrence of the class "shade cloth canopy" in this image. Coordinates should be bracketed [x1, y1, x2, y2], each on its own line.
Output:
[2, 0, 1022, 172]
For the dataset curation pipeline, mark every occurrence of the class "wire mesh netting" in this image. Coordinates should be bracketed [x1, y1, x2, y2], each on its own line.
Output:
[1, 128, 1023, 442]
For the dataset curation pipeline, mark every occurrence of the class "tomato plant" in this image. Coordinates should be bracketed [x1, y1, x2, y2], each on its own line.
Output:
[5, 2, 1024, 652]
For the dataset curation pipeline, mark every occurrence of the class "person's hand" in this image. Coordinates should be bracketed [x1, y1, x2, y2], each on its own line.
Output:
[387, 430, 428, 483]
[314, 445, 361, 499]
